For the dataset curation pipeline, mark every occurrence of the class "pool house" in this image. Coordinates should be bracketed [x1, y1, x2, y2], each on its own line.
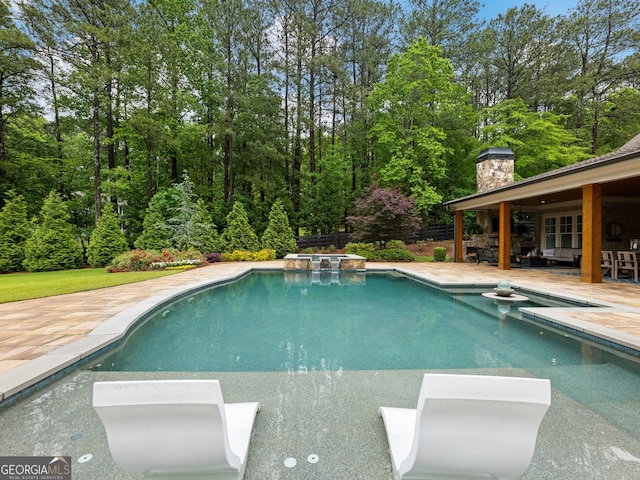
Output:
[445, 132, 640, 283]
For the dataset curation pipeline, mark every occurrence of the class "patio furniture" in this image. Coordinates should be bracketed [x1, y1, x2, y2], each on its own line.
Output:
[93, 379, 260, 480]
[601, 250, 615, 277]
[520, 256, 548, 268]
[542, 248, 582, 266]
[615, 251, 638, 282]
[378, 373, 551, 480]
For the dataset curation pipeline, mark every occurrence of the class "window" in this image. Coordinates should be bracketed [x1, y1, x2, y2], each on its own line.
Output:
[544, 217, 556, 249]
[576, 215, 582, 248]
[543, 214, 582, 248]
[560, 216, 573, 247]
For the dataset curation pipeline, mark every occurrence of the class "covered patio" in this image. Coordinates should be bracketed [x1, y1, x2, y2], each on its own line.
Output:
[445, 133, 640, 283]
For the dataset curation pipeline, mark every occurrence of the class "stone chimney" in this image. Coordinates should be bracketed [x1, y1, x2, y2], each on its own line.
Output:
[476, 147, 515, 193]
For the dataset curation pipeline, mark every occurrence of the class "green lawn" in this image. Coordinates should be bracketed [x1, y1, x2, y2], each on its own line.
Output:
[0, 268, 179, 303]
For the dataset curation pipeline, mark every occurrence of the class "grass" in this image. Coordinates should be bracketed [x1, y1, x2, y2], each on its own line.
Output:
[0, 268, 179, 303]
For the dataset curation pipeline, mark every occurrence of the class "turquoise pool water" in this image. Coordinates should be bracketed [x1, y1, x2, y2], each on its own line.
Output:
[92, 271, 631, 374]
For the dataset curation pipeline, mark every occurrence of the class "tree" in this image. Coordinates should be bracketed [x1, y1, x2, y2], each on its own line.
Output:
[0, 190, 30, 272]
[134, 202, 171, 250]
[367, 38, 455, 215]
[87, 203, 129, 267]
[560, 0, 640, 153]
[300, 151, 349, 234]
[167, 172, 199, 250]
[220, 202, 260, 252]
[189, 199, 221, 253]
[262, 199, 297, 258]
[23, 191, 83, 271]
[346, 186, 421, 245]
[481, 98, 591, 178]
[487, 5, 556, 104]
[402, 0, 481, 62]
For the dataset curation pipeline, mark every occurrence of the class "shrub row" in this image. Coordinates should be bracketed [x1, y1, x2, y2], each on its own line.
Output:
[107, 249, 206, 273]
[220, 249, 276, 262]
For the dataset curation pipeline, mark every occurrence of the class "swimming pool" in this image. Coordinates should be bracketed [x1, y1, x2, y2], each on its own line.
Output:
[3, 268, 640, 479]
[89, 272, 640, 442]
[92, 271, 594, 372]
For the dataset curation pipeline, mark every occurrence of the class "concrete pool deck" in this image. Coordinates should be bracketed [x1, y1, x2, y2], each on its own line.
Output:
[3, 261, 640, 478]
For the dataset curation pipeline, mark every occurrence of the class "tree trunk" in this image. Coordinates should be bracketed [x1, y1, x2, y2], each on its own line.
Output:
[93, 84, 102, 224]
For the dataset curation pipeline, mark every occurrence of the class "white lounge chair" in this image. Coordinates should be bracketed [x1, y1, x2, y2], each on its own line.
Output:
[379, 374, 551, 480]
[93, 379, 260, 480]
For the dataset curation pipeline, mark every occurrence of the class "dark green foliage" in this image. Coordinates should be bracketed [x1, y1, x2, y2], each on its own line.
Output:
[373, 248, 415, 262]
[261, 199, 297, 258]
[134, 202, 171, 251]
[220, 202, 260, 252]
[87, 203, 129, 268]
[23, 192, 83, 272]
[434, 246, 447, 261]
[385, 240, 406, 250]
[0, 191, 31, 272]
[344, 242, 376, 259]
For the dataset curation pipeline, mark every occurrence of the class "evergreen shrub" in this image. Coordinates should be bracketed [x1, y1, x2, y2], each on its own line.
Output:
[134, 202, 171, 250]
[261, 199, 297, 258]
[344, 242, 376, 259]
[385, 240, 406, 250]
[87, 204, 129, 267]
[434, 246, 447, 261]
[221, 249, 276, 262]
[220, 203, 260, 252]
[0, 191, 31, 272]
[373, 248, 414, 262]
[23, 192, 83, 272]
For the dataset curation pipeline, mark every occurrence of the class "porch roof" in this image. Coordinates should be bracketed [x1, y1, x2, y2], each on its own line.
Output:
[444, 132, 640, 211]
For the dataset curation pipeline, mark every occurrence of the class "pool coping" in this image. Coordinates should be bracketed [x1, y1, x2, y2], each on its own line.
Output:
[2, 264, 640, 406]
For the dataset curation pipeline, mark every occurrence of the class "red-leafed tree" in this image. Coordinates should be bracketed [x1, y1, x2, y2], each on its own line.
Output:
[347, 186, 422, 246]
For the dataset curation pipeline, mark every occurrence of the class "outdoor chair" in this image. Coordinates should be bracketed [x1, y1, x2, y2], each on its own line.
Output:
[601, 250, 615, 277]
[378, 373, 551, 480]
[615, 251, 638, 282]
[93, 379, 260, 480]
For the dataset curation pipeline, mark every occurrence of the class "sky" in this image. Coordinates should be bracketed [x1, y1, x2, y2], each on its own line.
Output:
[478, 0, 579, 21]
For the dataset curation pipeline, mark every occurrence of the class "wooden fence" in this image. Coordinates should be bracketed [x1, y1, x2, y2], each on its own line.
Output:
[294, 225, 454, 250]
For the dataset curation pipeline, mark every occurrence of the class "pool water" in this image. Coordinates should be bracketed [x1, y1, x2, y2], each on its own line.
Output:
[93, 272, 586, 372]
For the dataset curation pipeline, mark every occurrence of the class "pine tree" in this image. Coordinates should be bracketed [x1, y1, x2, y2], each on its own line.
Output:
[261, 199, 297, 258]
[87, 203, 129, 267]
[190, 199, 221, 253]
[23, 191, 84, 272]
[220, 202, 260, 252]
[134, 202, 171, 251]
[0, 191, 31, 272]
